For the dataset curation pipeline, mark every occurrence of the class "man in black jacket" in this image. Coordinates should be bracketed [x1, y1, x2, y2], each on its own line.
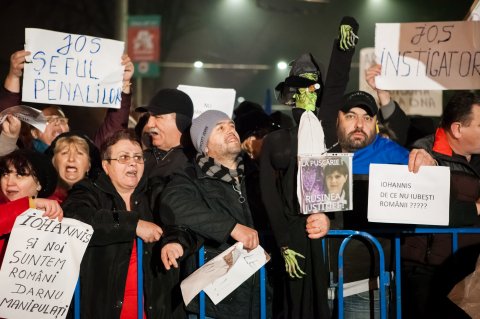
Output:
[135, 88, 196, 319]
[160, 110, 260, 319]
[403, 91, 480, 319]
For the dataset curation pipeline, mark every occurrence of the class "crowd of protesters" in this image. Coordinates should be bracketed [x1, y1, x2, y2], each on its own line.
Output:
[0, 15, 479, 319]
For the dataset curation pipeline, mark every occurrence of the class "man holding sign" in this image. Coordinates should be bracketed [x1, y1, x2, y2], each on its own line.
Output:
[404, 91, 480, 318]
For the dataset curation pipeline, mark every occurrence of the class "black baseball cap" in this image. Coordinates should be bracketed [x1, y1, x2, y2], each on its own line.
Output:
[135, 88, 194, 119]
[341, 91, 378, 116]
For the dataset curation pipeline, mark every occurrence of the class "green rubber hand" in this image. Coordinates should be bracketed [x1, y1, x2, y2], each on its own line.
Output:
[282, 248, 307, 278]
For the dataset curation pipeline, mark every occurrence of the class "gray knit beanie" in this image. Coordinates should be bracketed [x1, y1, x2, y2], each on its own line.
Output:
[190, 110, 231, 153]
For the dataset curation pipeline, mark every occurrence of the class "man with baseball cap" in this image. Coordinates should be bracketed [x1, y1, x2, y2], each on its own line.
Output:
[305, 90, 410, 317]
[159, 110, 260, 318]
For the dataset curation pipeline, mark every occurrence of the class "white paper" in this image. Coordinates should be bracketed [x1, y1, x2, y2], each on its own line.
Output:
[22, 28, 125, 108]
[375, 21, 480, 90]
[177, 85, 236, 119]
[368, 164, 450, 225]
[180, 243, 268, 306]
[0, 105, 47, 132]
[0, 209, 93, 319]
[359, 47, 443, 117]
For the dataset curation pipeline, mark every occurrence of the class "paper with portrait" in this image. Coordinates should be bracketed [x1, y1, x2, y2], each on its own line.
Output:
[180, 242, 269, 306]
[298, 153, 353, 214]
[0, 105, 47, 132]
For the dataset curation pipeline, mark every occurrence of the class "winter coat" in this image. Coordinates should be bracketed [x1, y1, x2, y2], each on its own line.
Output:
[62, 172, 164, 319]
[403, 129, 480, 266]
[160, 161, 260, 319]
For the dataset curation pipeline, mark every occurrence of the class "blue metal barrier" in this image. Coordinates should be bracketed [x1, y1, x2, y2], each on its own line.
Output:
[197, 246, 267, 319]
[72, 228, 479, 319]
[326, 227, 480, 319]
[327, 230, 390, 319]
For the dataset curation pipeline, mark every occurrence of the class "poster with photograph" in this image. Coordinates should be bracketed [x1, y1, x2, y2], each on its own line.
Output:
[298, 153, 353, 214]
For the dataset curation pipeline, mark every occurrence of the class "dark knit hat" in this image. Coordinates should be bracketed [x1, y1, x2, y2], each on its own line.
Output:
[234, 109, 276, 142]
[46, 131, 102, 179]
[233, 101, 264, 119]
[341, 91, 378, 116]
[135, 88, 194, 119]
[190, 110, 230, 153]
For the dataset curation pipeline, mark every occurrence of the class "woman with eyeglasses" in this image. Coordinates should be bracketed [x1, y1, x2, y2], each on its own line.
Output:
[0, 149, 62, 263]
[62, 129, 164, 319]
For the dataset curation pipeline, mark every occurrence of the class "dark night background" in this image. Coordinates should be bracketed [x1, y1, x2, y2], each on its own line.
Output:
[0, 0, 474, 136]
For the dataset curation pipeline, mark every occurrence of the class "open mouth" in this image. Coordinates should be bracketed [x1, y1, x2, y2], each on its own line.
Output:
[125, 170, 138, 177]
[66, 165, 78, 172]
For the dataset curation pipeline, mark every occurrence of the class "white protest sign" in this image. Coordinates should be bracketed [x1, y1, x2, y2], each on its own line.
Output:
[375, 21, 480, 90]
[177, 85, 236, 119]
[23, 28, 125, 108]
[359, 47, 443, 116]
[368, 164, 450, 225]
[467, 0, 480, 21]
[0, 105, 47, 132]
[0, 209, 93, 319]
[180, 242, 269, 306]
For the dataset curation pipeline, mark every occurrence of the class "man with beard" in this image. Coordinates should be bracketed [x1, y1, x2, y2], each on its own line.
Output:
[307, 90, 410, 318]
[159, 110, 260, 318]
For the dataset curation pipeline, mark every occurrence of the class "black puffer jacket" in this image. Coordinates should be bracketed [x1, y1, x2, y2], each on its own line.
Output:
[160, 161, 260, 319]
[403, 130, 480, 266]
[62, 172, 163, 319]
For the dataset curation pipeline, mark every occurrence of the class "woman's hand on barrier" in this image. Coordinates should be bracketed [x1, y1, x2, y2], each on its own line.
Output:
[306, 213, 330, 239]
[161, 243, 184, 270]
[34, 198, 63, 221]
[136, 220, 163, 243]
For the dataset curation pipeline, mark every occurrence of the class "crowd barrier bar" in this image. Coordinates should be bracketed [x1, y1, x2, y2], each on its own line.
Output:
[327, 230, 390, 319]
[72, 228, 480, 319]
[198, 246, 267, 319]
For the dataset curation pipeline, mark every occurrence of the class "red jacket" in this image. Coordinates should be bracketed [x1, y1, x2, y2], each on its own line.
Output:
[0, 197, 31, 263]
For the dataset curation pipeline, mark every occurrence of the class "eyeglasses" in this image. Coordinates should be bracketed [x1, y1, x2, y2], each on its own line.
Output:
[45, 116, 69, 125]
[105, 154, 145, 164]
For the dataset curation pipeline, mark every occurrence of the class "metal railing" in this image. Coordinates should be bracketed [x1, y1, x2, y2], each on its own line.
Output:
[72, 228, 480, 319]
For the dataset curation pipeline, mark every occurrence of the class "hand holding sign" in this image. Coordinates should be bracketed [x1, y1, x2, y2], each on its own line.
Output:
[22, 28, 125, 108]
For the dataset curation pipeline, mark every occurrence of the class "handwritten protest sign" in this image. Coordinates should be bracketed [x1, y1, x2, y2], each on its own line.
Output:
[0, 105, 47, 132]
[368, 164, 450, 225]
[177, 85, 236, 119]
[298, 154, 353, 213]
[181, 243, 269, 306]
[0, 209, 93, 319]
[375, 21, 480, 90]
[23, 28, 125, 108]
[359, 47, 443, 116]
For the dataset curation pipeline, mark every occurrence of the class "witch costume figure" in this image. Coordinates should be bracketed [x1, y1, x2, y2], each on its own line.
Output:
[259, 16, 359, 318]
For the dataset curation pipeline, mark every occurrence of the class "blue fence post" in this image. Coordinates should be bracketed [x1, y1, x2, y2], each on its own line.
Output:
[260, 266, 267, 319]
[199, 246, 205, 319]
[74, 279, 80, 319]
[137, 238, 144, 319]
[395, 236, 402, 319]
[328, 230, 389, 319]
